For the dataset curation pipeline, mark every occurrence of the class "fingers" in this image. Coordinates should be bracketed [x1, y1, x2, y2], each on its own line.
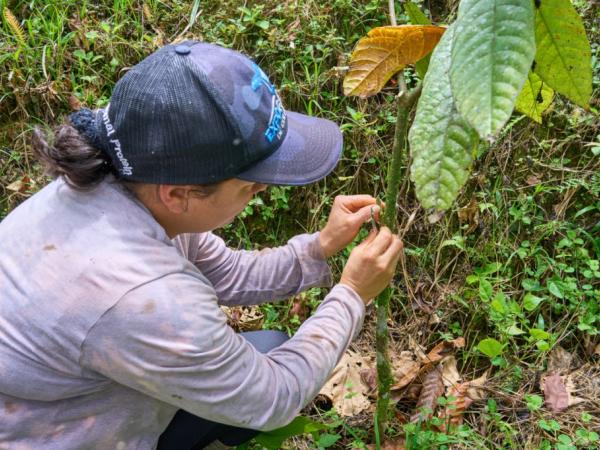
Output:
[353, 204, 380, 225]
[358, 228, 378, 246]
[382, 236, 404, 265]
[335, 195, 377, 212]
[368, 227, 393, 254]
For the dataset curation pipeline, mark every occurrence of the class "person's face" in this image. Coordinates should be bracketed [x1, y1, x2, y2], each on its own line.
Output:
[135, 178, 268, 237]
[195, 178, 268, 230]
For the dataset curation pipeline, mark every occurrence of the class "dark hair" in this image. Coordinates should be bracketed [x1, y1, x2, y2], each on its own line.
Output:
[32, 121, 225, 196]
[32, 124, 113, 190]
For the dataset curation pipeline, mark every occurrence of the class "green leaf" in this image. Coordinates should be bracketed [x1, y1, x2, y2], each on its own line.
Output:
[317, 433, 341, 448]
[515, 71, 554, 123]
[533, 0, 592, 108]
[529, 328, 550, 340]
[479, 279, 493, 302]
[409, 25, 479, 211]
[507, 324, 525, 335]
[525, 394, 543, 411]
[547, 280, 564, 299]
[523, 293, 544, 311]
[254, 416, 328, 449]
[477, 338, 504, 358]
[450, 0, 536, 138]
[491, 292, 507, 313]
[404, 2, 431, 25]
[404, 3, 434, 83]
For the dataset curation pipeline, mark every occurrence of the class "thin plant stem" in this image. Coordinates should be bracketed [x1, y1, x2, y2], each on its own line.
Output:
[374, 85, 421, 439]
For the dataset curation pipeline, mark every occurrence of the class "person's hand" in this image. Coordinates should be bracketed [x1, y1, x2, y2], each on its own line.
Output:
[339, 227, 403, 303]
[318, 195, 381, 258]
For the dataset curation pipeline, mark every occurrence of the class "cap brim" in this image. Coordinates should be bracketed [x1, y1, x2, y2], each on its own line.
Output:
[237, 112, 342, 186]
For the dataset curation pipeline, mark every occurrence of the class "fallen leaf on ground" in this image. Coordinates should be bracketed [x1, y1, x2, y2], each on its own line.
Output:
[457, 198, 479, 233]
[525, 174, 542, 186]
[409, 336, 428, 361]
[390, 351, 421, 390]
[319, 350, 372, 417]
[422, 337, 465, 365]
[548, 346, 573, 374]
[6, 176, 31, 193]
[466, 371, 488, 401]
[440, 356, 461, 387]
[437, 369, 489, 431]
[222, 306, 263, 332]
[360, 367, 377, 393]
[543, 372, 569, 413]
[541, 370, 587, 414]
[411, 366, 444, 423]
[288, 295, 309, 322]
[439, 382, 473, 430]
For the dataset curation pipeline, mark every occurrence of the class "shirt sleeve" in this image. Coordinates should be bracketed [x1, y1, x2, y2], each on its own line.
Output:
[173, 232, 332, 306]
[79, 272, 365, 431]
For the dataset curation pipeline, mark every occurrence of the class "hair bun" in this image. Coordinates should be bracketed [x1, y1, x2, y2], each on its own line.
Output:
[69, 108, 105, 152]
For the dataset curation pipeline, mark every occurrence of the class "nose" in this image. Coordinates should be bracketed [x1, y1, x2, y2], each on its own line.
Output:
[255, 183, 268, 193]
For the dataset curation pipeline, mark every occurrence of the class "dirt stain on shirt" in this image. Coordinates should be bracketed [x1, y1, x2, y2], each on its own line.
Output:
[142, 300, 156, 314]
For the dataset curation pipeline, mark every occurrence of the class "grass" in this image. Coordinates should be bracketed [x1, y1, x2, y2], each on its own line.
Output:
[1, 0, 599, 448]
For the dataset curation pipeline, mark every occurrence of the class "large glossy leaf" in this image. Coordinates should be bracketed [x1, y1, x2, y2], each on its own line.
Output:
[450, 0, 535, 138]
[343, 25, 445, 97]
[409, 25, 479, 211]
[403, 2, 433, 79]
[534, 0, 592, 108]
[515, 71, 554, 123]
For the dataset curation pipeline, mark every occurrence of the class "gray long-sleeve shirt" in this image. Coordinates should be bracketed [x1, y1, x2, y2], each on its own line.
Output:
[0, 178, 365, 449]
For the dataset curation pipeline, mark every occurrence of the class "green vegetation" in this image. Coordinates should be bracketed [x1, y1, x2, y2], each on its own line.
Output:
[1, 0, 599, 448]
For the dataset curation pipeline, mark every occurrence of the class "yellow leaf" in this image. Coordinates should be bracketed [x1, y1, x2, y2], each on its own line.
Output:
[343, 25, 445, 98]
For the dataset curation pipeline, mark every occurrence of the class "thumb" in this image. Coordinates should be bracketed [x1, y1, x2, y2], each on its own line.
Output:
[353, 205, 380, 225]
[357, 228, 378, 247]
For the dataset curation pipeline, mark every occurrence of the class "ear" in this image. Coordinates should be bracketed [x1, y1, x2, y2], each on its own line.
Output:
[156, 185, 193, 214]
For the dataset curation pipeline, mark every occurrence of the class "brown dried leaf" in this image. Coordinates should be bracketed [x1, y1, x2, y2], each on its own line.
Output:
[438, 371, 488, 430]
[68, 95, 82, 111]
[548, 346, 573, 374]
[543, 373, 569, 413]
[222, 306, 263, 332]
[422, 337, 465, 365]
[360, 367, 377, 393]
[390, 351, 421, 390]
[440, 356, 461, 387]
[525, 174, 542, 186]
[288, 295, 309, 322]
[344, 25, 446, 97]
[439, 382, 473, 430]
[6, 176, 31, 193]
[465, 371, 489, 401]
[457, 198, 479, 234]
[410, 366, 444, 423]
[319, 350, 372, 417]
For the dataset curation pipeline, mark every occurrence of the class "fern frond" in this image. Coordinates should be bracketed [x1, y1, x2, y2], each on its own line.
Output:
[3, 7, 26, 47]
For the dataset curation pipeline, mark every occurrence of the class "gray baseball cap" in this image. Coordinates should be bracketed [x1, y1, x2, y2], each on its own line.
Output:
[90, 41, 343, 185]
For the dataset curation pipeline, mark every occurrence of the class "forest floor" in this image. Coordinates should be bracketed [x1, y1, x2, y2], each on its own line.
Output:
[1, 1, 599, 449]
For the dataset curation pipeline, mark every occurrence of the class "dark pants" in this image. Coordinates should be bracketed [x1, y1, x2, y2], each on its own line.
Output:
[157, 330, 289, 450]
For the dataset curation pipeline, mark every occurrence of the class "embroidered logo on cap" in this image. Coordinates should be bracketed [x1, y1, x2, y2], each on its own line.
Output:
[103, 104, 133, 176]
[250, 63, 287, 143]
